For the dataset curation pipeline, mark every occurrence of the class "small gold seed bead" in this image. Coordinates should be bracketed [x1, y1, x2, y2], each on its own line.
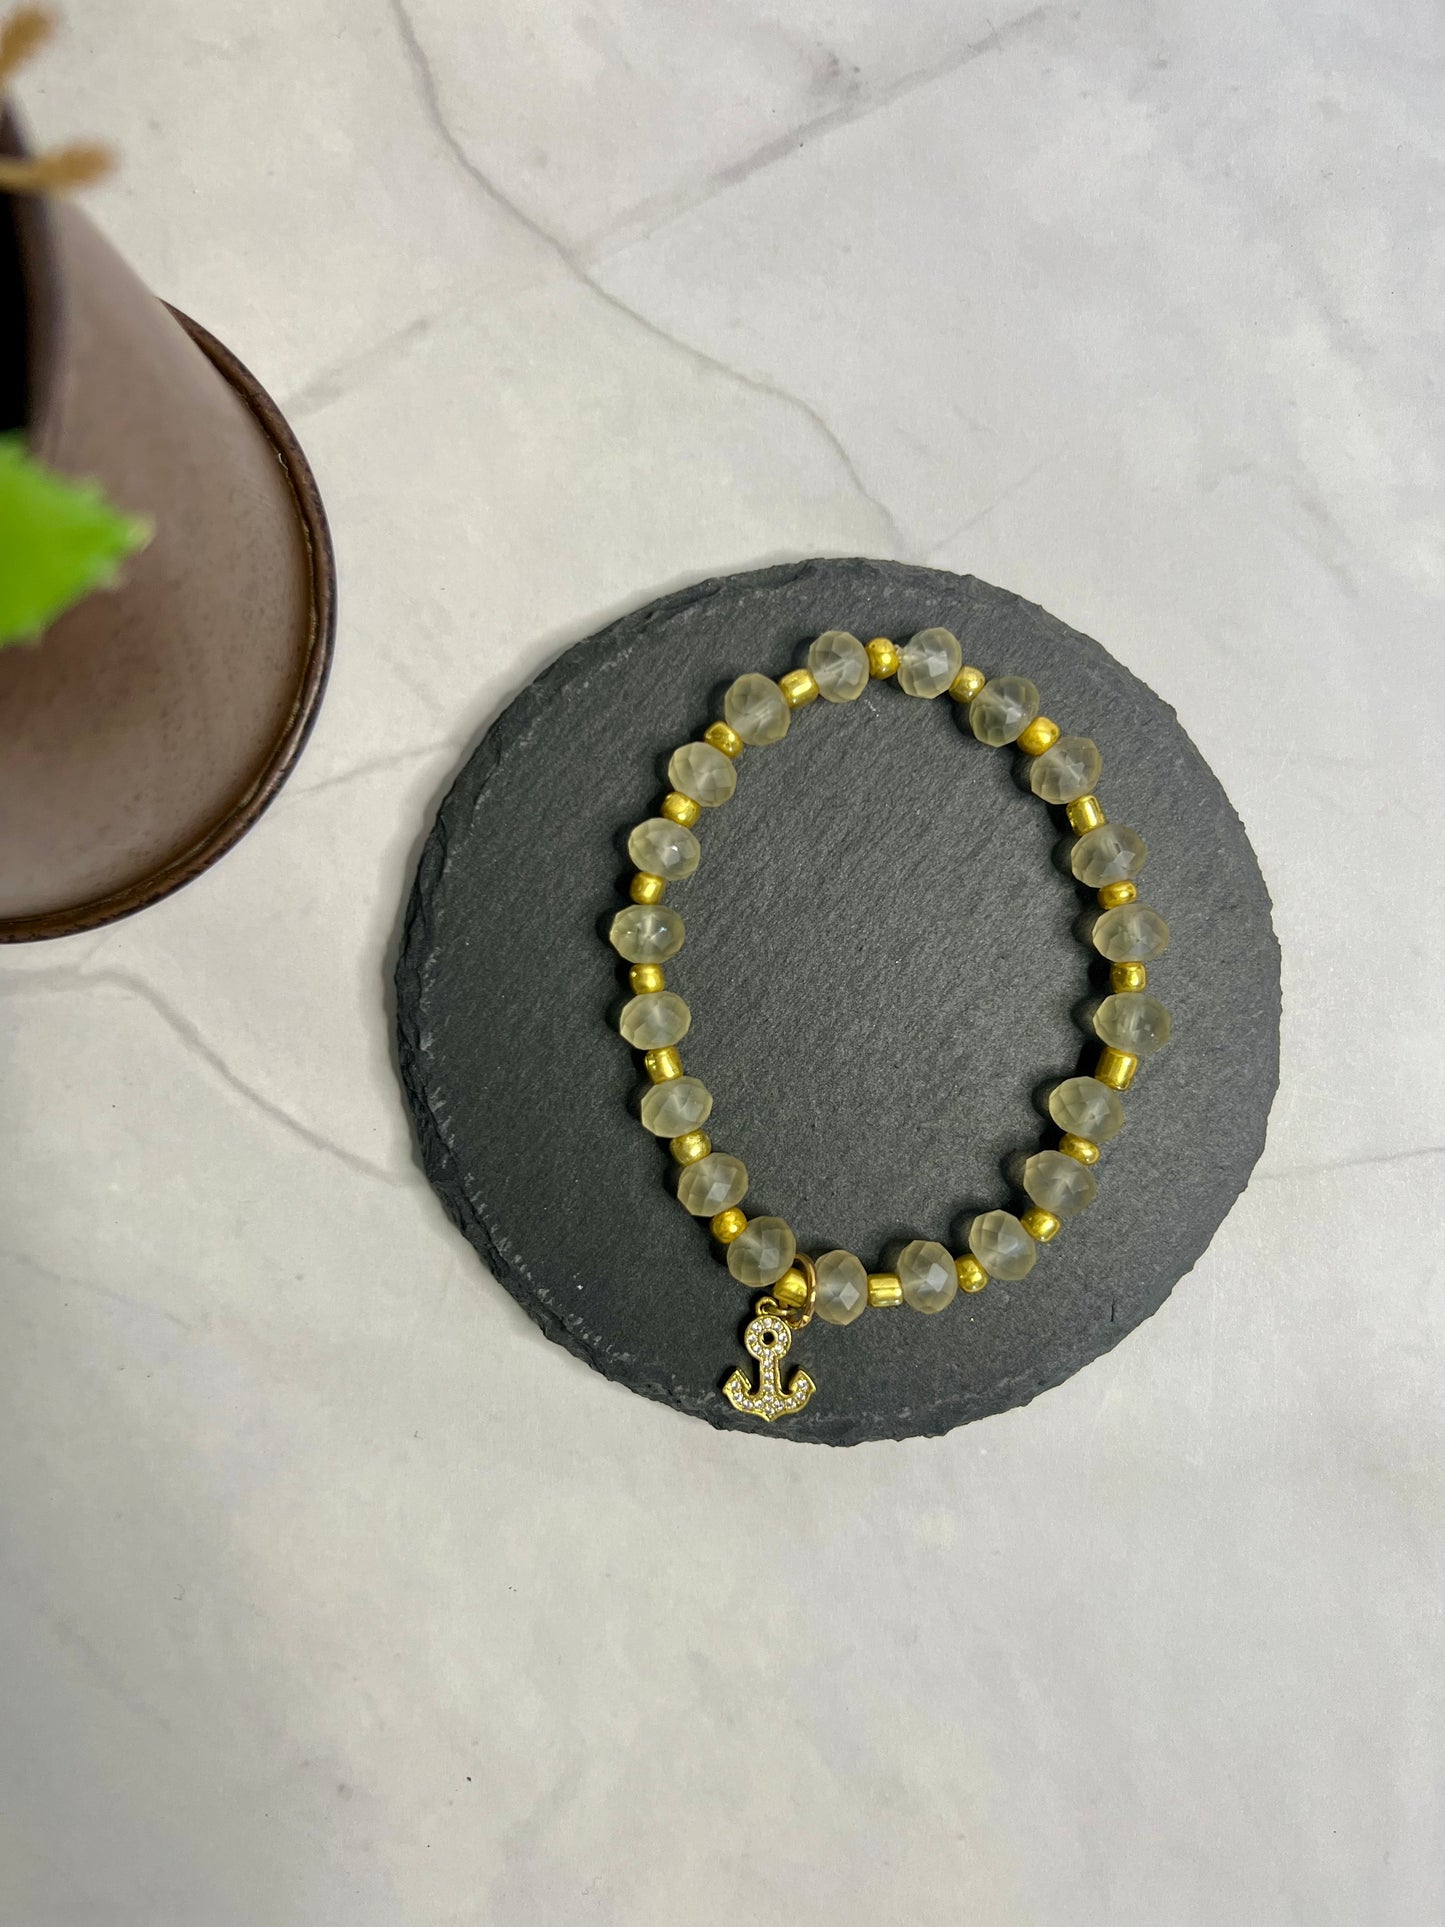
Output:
[1098, 880, 1138, 909]
[866, 637, 899, 679]
[711, 1207, 747, 1244]
[949, 664, 986, 703]
[661, 791, 701, 827]
[670, 1130, 711, 1165]
[1058, 1133, 1100, 1166]
[773, 1269, 809, 1310]
[630, 872, 666, 905]
[1021, 1207, 1061, 1243]
[703, 720, 744, 758]
[955, 1253, 988, 1293]
[867, 1271, 904, 1308]
[778, 668, 819, 709]
[1017, 715, 1061, 757]
[1110, 960, 1147, 993]
[1067, 794, 1107, 834]
[644, 1047, 682, 1083]
[1095, 1046, 1139, 1091]
[629, 962, 666, 994]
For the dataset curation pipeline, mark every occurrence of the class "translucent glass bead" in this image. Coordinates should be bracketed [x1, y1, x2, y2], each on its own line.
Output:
[724, 673, 790, 746]
[609, 904, 684, 963]
[897, 1239, 959, 1313]
[1048, 1075, 1125, 1143]
[668, 741, 737, 806]
[969, 676, 1040, 746]
[814, 1249, 868, 1324]
[1023, 1149, 1097, 1218]
[896, 627, 963, 699]
[968, 1209, 1037, 1280]
[628, 816, 700, 882]
[639, 1075, 712, 1138]
[1071, 822, 1146, 889]
[808, 631, 870, 703]
[676, 1151, 748, 1217]
[1029, 735, 1102, 805]
[1093, 903, 1170, 963]
[618, 990, 691, 1049]
[1094, 992, 1171, 1056]
[727, 1216, 796, 1287]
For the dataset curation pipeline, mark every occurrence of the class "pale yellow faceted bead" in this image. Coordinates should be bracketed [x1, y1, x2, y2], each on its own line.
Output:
[670, 1130, 712, 1165]
[897, 1239, 958, 1313]
[1071, 822, 1146, 888]
[814, 1249, 868, 1324]
[1024, 1148, 1098, 1218]
[644, 1047, 682, 1083]
[968, 1209, 1037, 1281]
[711, 1206, 746, 1241]
[896, 627, 963, 699]
[1066, 794, 1107, 834]
[1094, 902, 1170, 963]
[1020, 1207, 1061, 1242]
[628, 816, 701, 882]
[1048, 1074, 1125, 1143]
[727, 1216, 796, 1287]
[867, 1272, 904, 1307]
[1095, 991, 1171, 1056]
[1029, 735, 1103, 805]
[1095, 1048, 1138, 1091]
[661, 790, 701, 827]
[640, 1075, 712, 1138]
[724, 673, 791, 746]
[629, 872, 665, 905]
[668, 740, 738, 806]
[629, 962, 665, 995]
[866, 637, 899, 678]
[609, 903, 684, 963]
[1111, 961, 1147, 993]
[703, 719, 744, 759]
[618, 990, 691, 1050]
[808, 631, 870, 703]
[1058, 1133, 1100, 1165]
[677, 1151, 749, 1217]
[955, 1253, 988, 1292]
[778, 668, 820, 708]
[1016, 715, 1060, 756]
[949, 664, 986, 703]
[1097, 880, 1137, 909]
[969, 676, 1040, 746]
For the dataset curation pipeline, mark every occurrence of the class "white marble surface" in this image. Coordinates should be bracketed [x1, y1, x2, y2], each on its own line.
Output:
[4, 2, 1444, 1921]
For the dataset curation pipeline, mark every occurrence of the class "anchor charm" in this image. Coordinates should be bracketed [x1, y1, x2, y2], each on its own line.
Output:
[723, 1309, 815, 1422]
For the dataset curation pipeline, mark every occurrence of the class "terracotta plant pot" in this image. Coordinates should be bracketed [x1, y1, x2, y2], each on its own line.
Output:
[0, 109, 335, 940]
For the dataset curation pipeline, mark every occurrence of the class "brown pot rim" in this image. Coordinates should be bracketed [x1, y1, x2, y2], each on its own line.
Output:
[0, 304, 337, 943]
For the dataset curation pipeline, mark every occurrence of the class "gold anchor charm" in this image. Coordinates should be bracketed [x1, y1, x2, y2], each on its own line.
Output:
[723, 1256, 816, 1422]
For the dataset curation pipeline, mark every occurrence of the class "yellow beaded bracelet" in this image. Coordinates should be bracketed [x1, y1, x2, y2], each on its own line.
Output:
[606, 626, 1172, 1423]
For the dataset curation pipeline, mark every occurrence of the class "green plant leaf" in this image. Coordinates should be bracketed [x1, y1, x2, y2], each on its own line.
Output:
[0, 433, 152, 647]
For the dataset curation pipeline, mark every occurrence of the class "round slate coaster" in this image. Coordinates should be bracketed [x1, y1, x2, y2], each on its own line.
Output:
[396, 560, 1279, 1445]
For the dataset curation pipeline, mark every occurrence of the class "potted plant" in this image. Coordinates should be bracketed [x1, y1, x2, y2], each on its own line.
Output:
[0, 8, 335, 941]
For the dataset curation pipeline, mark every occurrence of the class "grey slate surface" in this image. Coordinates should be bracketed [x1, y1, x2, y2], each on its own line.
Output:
[396, 559, 1280, 1445]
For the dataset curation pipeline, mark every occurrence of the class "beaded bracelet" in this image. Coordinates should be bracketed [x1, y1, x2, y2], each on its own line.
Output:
[606, 627, 1171, 1423]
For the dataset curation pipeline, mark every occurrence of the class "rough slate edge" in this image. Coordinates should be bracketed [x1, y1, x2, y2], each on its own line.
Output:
[396, 558, 1281, 1445]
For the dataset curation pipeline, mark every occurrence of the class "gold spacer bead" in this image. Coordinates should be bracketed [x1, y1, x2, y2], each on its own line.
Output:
[955, 1253, 988, 1293]
[1098, 880, 1137, 909]
[1020, 1207, 1061, 1243]
[629, 962, 666, 994]
[866, 637, 899, 679]
[778, 668, 819, 709]
[773, 1269, 809, 1310]
[1067, 794, 1107, 834]
[711, 1207, 747, 1244]
[1016, 715, 1061, 757]
[1058, 1133, 1100, 1166]
[1110, 960, 1147, 993]
[670, 1130, 712, 1166]
[949, 664, 986, 703]
[1095, 1046, 1139, 1091]
[661, 791, 701, 828]
[630, 872, 666, 905]
[644, 1047, 682, 1083]
[704, 720, 744, 758]
[867, 1271, 903, 1308]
